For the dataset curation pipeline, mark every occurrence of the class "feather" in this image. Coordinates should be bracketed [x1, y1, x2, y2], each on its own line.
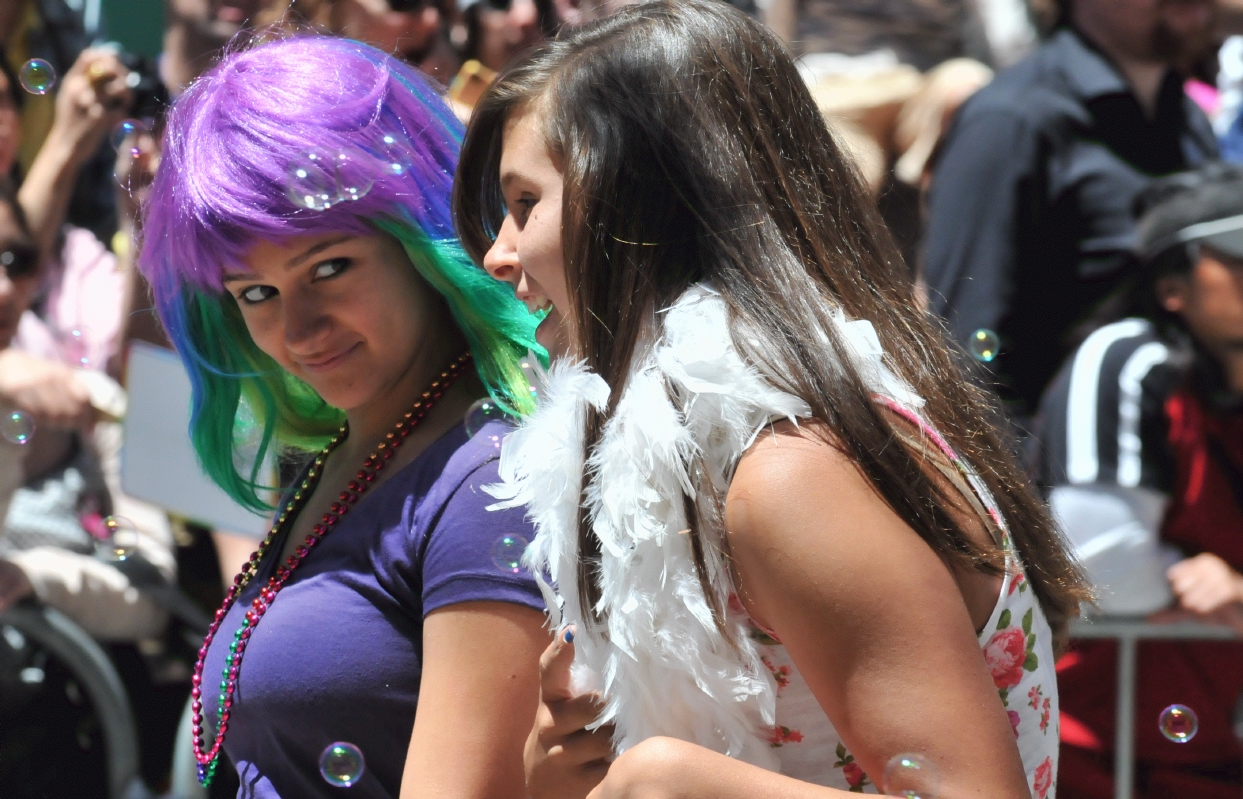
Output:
[487, 284, 921, 771]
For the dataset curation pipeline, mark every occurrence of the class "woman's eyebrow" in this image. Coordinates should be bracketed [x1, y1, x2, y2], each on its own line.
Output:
[287, 235, 356, 269]
[222, 271, 260, 284]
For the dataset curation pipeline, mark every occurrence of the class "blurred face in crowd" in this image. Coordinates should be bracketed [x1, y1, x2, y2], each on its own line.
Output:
[1074, 0, 1216, 65]
[0, 202, 41, 351]
[225, 232, 449, 411]
[1158, 245, 1243, 360]
[483, 108, 571, 358]
[168, 0, 264, 43]
[332, 0, 445, 64]
[470, 0, 544, 72]
[0, 69, 17, 178]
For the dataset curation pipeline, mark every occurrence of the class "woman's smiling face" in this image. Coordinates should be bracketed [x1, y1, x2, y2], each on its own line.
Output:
[225, 232, 446, 410]
[482, 108, 572, 359]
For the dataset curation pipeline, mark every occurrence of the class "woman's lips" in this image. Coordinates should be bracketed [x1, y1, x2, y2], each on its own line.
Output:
[297, 342, 361, 374]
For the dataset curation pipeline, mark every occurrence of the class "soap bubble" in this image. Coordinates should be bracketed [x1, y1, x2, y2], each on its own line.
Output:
[1159, 704, 1198, 743]
[491, 535, 529, 574]
[285, 152, 338, 211]
[110, 119, 148, 154]
[284, 149, 374, 211]
[319, 742, 365, 787]
[102, 516, 139, 561]
[464, 398, 510, 441]
[61, 328, 90, 367]
[378, 133, 408, 177]
[968, 329, 1000, 363]
[19, 59, 56, 95]
[884, 753, 939, 798]
[331, 149, 374, 203]
[2, 411, 34, 445]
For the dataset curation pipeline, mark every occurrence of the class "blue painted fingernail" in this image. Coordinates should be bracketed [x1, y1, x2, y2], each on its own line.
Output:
[563, 628, 575, 643]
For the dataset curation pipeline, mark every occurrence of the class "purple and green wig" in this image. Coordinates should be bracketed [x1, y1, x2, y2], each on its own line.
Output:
[139, 35, 541, 512]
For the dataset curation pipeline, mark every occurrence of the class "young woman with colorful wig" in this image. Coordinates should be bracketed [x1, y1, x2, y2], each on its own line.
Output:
[455, 3, 1089, 799]
[139, 35, 549, 798]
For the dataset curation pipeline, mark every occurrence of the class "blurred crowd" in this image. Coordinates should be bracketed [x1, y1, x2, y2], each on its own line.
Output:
[5, 0, 1243, 796]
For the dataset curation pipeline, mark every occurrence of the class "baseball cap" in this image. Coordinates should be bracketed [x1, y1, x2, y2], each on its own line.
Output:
[1135, 163, 1243, 263]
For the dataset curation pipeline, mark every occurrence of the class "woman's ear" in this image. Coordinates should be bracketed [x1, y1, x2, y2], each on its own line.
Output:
[1155, 275, 1188, 315]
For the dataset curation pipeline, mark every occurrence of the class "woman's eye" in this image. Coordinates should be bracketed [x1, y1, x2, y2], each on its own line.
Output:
[238, 285, 276, 304]
[312, 257, 351, 280]
[512, 198, 537, 223]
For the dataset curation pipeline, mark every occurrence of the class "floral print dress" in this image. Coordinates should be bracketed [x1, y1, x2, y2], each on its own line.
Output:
[744, 399, 1061, 797]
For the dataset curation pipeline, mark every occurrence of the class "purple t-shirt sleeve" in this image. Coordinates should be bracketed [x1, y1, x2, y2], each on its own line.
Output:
[420, 456, 545, 616]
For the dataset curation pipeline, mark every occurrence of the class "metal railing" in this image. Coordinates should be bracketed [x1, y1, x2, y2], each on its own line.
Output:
[1069, 616, 1240, 799]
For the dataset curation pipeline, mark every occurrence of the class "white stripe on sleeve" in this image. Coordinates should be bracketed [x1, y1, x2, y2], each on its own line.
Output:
[1116, 341, 1171, 487]
[1066, 319, 1150, 484]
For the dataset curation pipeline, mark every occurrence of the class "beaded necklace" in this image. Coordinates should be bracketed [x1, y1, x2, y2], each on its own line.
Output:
[191, 352, 473, 786]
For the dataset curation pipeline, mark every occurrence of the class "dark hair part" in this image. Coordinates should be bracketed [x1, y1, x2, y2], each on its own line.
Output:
[455, 0, 1089, 646]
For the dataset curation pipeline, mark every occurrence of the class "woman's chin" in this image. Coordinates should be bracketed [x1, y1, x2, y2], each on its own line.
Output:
[535, 308, 570, 360]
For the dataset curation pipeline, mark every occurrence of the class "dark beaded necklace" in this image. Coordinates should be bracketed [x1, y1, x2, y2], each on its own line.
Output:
[191, 352, 473, 785]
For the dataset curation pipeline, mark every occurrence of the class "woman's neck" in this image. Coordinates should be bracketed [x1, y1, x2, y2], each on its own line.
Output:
[339, 326, 471, 459]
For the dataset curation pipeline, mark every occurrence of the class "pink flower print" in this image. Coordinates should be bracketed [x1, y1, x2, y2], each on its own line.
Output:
[984, 628, 1027, 690]
[833, 743, 871, 792]
[1007, 710, 1021, 739]
[1040, 697, 1052, 733]
[1028, 685, 1042, 710]
[1032, 756, 1053, 799]
[761, 656, 791, 692]
[728, 593, 747, 615]
[767, 726, 803, 748]
[1009, 570, 1024, 595]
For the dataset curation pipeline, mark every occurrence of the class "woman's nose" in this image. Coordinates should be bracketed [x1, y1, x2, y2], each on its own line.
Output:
[483, 217, 522, 285]
[282, 290, 334, 353]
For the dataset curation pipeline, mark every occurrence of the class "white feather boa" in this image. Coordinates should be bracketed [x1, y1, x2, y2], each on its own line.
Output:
[485, 284, 921, 770]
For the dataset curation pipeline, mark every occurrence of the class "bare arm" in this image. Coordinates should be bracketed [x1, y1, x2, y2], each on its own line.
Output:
[401, 601, 550, 799]
[17, 49, 131, 261]
[584, 424, 1030, 799]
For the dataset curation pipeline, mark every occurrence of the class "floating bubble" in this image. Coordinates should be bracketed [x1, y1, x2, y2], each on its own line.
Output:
[285, 152, 338, 211]
[331, 150, 374, 203]
[2, 411, 34, 445]
[110, 119, 148, 155]
[884, 753, 939, 798]
[379, 134, 407, 177]
[464, 398, 511, 441]
[19, 59, 56, 95]
[62, 328, 89, 367]
[491, 534, 529, 574]
[102, 516, 139, 561]
[319, 742, 365, 787]
[1159, 704, 1198, 743]
[968, 329, 1000, 363]
[284, 149, 374, 211]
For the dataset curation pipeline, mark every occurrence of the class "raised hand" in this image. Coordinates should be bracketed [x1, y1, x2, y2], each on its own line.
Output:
[525, 627, 616, 799]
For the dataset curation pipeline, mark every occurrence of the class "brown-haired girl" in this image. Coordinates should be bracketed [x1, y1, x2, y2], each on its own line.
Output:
[455, 3, 1089, 797]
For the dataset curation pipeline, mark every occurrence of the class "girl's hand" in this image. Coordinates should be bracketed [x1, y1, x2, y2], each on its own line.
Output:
[525, 628, 616, 799]
[1167, 553, 1243, 615]
[47, 49, 133, 166]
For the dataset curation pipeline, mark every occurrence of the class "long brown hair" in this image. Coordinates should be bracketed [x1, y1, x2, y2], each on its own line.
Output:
[455, 0, 1089, 646]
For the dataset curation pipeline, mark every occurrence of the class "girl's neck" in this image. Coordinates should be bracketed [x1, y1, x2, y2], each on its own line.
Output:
[338, 326, 471, 460]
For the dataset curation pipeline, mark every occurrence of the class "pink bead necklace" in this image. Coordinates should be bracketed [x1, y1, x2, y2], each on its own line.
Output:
[191, 352, 473, 786]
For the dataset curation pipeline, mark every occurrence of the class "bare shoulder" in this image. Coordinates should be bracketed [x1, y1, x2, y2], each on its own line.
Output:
[725, 420, 889, 548]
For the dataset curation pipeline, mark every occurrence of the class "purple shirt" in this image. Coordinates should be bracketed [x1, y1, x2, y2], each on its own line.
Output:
[200, 421, 544, 798]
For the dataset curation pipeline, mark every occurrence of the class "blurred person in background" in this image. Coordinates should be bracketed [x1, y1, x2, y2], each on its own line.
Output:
[923, 0, 1219, 428]
[0, 47, 175, 643]
[162, 0, 266, 96]
[4, 0, 137, 244]
[0, 173, 175, 643]
[325, 0, 462, 85]
[1035, 163, 1243, 799]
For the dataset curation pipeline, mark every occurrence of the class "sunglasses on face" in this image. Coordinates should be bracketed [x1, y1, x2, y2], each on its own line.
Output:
[0, 243, 39, 280]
